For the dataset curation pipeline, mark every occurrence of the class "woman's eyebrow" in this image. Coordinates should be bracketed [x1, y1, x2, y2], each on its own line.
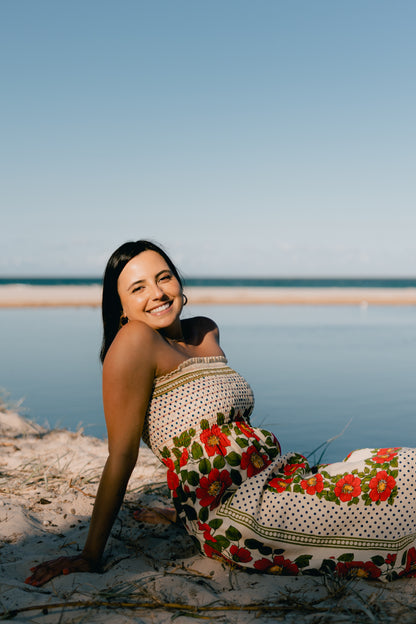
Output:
[128, 279, 144, 291]
[128, 270, 171, 291]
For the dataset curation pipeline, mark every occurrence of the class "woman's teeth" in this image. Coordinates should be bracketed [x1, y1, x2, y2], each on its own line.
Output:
[149, 302, 171, 314]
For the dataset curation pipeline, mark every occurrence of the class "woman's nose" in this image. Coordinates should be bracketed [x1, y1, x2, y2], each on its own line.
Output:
[149, 282, 164, 299]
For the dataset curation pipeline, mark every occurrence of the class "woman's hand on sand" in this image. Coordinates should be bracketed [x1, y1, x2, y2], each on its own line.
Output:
[25, 554, 98, 587]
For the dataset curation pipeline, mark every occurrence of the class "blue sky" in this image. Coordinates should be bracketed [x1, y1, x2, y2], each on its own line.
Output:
[1, 1, 415, 277]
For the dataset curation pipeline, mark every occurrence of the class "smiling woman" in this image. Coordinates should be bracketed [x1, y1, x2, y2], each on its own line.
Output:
[100, 240, 188, 362]
[117, 252, 184, 336]
[26, 240, 416, 586]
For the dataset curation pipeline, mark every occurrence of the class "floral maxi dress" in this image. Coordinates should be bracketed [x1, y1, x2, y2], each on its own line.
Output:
[141, 356, 416, 580]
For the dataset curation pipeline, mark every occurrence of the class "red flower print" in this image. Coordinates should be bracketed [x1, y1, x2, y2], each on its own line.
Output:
[241, 446, 271, 478]
[230, 545, 253, 563]
[369, 470, 396, 502]
[163, 458, 179, 497]
[200, 425, 231, 456]
[334, 474, 361, 502]
[336, 560, 381, 579]
[198, 521, 216, 542]
[372, 447, 401, 464]
[163, 458, 175, 471]
[284, 462, 306, 476]
[254, 555, 299, 575]
[268, 476, 293, 493]
[203, 542, 218, 558]
[300, 473, 324, 495]
[196, 468, 233, 510]
[400, 547, 416, 577]
[385, 553, 397, 566]
[179, 447, 189, 467]
[235, 421, 260, 441]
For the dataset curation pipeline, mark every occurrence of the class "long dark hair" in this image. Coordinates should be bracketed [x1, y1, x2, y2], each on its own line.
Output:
[100, 240, 184, 362]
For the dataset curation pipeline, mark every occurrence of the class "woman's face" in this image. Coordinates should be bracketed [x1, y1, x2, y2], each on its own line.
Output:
[117, 250, 183, 333]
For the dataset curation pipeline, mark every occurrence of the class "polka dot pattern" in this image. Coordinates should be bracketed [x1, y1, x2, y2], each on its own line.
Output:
[143, 357, 416, 579]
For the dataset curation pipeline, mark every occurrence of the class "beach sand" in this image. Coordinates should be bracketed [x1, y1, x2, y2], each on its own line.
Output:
[1, 410, 416, 623]
[1, 284, 416, 307]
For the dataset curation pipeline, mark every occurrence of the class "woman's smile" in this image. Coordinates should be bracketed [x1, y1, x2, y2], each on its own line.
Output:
[147, 301, 173, 315]
[117, 250, 183, 336]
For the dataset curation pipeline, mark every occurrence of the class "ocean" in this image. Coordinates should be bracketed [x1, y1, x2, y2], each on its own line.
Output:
[1, 277, 416, 288]
[1, 300, 415, 463]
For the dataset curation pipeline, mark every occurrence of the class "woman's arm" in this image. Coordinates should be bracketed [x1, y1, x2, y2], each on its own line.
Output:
[26, 322, 157, 586]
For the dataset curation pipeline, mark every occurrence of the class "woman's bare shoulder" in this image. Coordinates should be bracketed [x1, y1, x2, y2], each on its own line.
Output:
[103, 321, 160, 376]
[183, 316, 220, 346]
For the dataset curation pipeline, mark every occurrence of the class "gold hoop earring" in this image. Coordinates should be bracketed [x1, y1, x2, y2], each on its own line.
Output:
[182, 293, 188, 306]
[119, 313, 128, 328]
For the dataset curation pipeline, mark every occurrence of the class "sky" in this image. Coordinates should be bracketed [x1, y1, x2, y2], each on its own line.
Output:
[1, 0, 415, 277]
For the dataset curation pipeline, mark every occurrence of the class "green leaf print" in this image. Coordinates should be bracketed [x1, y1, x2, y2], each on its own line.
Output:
[206, 539, 220, 553]
[258, 545, 273, 556]
[172, 448, 182, 460]
[209, 519, 223, 530]
[179, 431, 192, 447]
[320, 559, 336, 573]
[226, 451, 242, 467]
[213, 455, 226, 469]
[200, 419, 209, 430]
[235, 437, 249, 448]
[161, 447, 171, 459]
[199, 458, 211, 474]
[225, 526, 242, 541]
[371, 555, 385, 566]
[215, 535, 230, 550]
[267, 447, 279, 459]
[182, 504, 197, 521]
[337, 553, 354, 562]
[199, 506, 209, 522]
[191, 441, 203, 459]
[244, 538, 265, 551]
[325, 491, 337, 502]
[294, 555, 313, 568]
[230, 469, 242, 486]
[217, 412, 225, 425]
[187, 471, 200, 486]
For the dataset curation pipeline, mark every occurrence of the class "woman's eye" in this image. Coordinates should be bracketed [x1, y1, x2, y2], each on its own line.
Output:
[132, 286, 144, 293]
[159, 274, 171, 282]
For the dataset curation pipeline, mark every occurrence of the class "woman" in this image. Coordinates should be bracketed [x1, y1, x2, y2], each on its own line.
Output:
[26, 240, 416, 586]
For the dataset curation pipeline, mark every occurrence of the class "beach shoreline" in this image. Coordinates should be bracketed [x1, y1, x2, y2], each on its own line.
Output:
[1, 284, 416, 307]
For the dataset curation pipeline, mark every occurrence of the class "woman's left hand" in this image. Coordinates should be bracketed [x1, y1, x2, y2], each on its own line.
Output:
[25, 554, 98, 587]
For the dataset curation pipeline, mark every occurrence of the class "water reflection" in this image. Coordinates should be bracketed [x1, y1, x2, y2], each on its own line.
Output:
[1, 304, 415, 462]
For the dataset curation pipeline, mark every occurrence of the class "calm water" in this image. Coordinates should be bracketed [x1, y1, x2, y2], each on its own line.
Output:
[0, 305, 415, 463]
[1, 277, 416, 288]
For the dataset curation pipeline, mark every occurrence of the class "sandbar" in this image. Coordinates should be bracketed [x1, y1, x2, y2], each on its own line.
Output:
[1, 284, 416, 307]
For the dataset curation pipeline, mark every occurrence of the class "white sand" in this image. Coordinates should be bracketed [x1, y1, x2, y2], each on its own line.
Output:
[1, 284, 416, 307]
[1, 410, 416, 622]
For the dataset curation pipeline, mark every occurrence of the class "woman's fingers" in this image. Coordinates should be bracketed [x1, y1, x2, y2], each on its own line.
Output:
[25, 555, 93, 586]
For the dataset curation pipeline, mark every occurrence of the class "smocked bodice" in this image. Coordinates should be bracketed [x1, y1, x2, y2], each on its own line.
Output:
[142, 356, 254, 461]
